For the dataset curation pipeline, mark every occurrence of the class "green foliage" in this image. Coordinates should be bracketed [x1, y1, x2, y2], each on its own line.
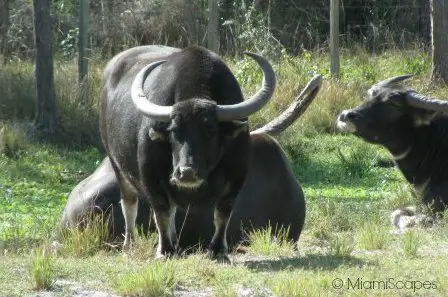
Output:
[385, 183, 418, 210]
[0, 144, 102, 252]
[60, 27, 79, 59]
[233, 2, 283, 57]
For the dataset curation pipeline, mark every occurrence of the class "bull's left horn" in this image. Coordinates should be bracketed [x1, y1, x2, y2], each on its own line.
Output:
[131, 60, 172, 122]
[406, 91, 448, 112]
[368, 74, 414, 96]
[216, 52, 276, 121]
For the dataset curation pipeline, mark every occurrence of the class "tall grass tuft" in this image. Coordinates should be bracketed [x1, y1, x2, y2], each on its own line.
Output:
[0, 122, 28, 159]
[307, 200, 354, 241]
[357, 221, 390, 250]
[129, 230, 158, 260]
[402, 230, 421, 258]
[336, 142, 378, 178]
[213, 284, 237, 297]
[245, 224, 295, 257]
[113, 260, 177, 297]
[30, 245, 56, 290]
[385, 183, 419, 210]
[59, 212, 109, 257]
[329, 232, 355, 258]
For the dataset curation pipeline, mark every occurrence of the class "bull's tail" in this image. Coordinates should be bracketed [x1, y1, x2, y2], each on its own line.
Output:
[250, 74, 323, 136]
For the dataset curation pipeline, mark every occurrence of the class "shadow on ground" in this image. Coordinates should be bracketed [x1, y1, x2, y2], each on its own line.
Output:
[242, 254, 368, 272]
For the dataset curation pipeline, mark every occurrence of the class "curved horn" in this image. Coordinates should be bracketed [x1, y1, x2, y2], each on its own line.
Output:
[131, 60, 172, 122]
[406, 91, 448, 112]
[216, 52, 276, 121]
[375, 74, 414, 87]
[251, 74, 323, 136]
[368, 74, 414, 96]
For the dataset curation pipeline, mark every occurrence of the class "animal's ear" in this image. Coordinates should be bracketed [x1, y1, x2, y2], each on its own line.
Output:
[148, 127, 166, 141]
[221, 120, 249, 139]
[412, 109, 440, 127]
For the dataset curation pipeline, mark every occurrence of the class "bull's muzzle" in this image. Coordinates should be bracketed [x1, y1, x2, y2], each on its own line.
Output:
[337, 110, 358, 133]
[171, 166, 204, 189]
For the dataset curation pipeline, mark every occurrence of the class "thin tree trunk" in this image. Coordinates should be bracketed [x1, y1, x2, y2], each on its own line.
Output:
[431, 0, 448, 84]
[79, 0, 89, 85]
[33, 0, 57, 134]
[207, 0, 219, 54]
[330, 0, 340, 79]
[0, 0, 10, 63]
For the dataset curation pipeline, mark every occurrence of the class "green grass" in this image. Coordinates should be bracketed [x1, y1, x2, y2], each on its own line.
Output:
[30, 245, 56, 290]
[356, 221, 391, 250]
[1, 49, 448, 296]
[112, 260, 177, 297]
[402, 230, 422, 258]
[245, 224, 296, 257]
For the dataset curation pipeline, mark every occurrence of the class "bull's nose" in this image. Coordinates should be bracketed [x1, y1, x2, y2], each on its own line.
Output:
[339, 110, 359, 122]
[178, 166, 197, 181]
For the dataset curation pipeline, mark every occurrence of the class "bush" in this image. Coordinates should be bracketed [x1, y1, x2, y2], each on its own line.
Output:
[0, 122, 28, 159]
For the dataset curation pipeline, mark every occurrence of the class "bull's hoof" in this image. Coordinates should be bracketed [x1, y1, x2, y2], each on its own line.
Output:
[155, 245, 176, 260]
[155, 250, 175, 260]
[123, 232, 134, 250]
[122, 240, 133, 251]
[206, 250, 231, 264]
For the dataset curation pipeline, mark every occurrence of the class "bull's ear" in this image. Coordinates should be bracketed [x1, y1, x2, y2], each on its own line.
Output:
[412, 109, 440, 127]
[222, 120, 249, 139]
[148, 127, 166, 141]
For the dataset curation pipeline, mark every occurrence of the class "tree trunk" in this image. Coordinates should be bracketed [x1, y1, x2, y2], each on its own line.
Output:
[330, 0, 340, 79]
[431, 0, 448, 84]
[79, 0, 89, 85]
[0, 0, 10, 63]
[207, 0, 219, 54]
[33, 0, 57, 134]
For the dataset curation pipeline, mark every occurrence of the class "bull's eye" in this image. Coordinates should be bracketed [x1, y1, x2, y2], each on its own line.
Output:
[204, 124, 216, 138]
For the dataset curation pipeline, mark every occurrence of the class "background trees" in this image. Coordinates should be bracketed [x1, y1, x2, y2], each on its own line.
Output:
[33, 0, 57, 134]
[430, 0, 448, 83]
[0, 0, 434, 61]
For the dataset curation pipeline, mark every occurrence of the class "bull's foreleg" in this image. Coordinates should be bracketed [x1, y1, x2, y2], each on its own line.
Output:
[207, 201, 233, 264]
[153, 205, 177, 259]
[121, 194, 138, 249]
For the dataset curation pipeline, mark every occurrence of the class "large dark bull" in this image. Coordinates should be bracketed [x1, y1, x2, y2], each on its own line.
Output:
[337, 75, 448, 213]
[59, 74, 322, 251]
[99, 45, 276, 262]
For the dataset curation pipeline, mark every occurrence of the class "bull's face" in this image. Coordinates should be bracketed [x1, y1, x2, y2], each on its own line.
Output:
[337, 89, 439, 145]
[337, 90, 410, 144]
[130, 50, 277, 190]
[162, 100, 247, 190]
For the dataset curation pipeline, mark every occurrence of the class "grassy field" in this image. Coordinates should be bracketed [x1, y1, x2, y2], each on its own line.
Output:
[1, 49, 448, 296]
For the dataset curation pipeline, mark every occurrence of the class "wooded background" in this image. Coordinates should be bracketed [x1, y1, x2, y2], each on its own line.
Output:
[0, 0, 447, 137]
[0, 0, 432, 61]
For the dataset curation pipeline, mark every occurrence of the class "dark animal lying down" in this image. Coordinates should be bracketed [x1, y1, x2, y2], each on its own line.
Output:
[58, 75, 322, 250]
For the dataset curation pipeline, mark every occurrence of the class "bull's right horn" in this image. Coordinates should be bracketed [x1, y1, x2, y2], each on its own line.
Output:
[406, 91, 448, 112]
[131, 60, 172, 122]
